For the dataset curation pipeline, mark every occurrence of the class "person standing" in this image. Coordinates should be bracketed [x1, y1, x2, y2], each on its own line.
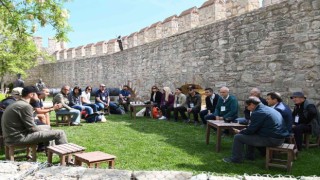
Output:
[13, 73, 24, 88]
[117, 36, 123, 51]
[35, 79, 46, 91]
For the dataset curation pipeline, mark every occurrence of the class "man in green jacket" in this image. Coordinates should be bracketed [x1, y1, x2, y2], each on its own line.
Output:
[1, 86, 68, 146]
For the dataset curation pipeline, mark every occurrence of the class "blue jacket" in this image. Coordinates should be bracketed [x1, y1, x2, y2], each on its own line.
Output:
[213, 95, 238, 120]
[241, 104, 289, 139]
[274, 102, 293, 133]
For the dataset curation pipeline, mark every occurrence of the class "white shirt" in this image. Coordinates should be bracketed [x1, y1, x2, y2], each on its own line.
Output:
[81, 91, 91, 103]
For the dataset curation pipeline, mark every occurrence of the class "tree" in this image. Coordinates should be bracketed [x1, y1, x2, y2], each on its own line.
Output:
[0, 0, 71, 91]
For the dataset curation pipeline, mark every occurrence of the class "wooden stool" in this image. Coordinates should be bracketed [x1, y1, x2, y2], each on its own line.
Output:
[56, 114, 72, 126]
[5, 143, 37, 162]
[303, 133, 320, 149]
[285, 134, 298, 160]
[74, 151, 116, 168]
[47, 143, 86, 166]
[266, 143, 295, 172]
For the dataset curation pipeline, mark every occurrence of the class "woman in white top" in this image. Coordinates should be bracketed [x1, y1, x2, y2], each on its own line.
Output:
[81, 86, 98, 112]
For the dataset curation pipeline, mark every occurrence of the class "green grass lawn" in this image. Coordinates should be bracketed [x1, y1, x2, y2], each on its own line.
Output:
[1, 110, 320, 176]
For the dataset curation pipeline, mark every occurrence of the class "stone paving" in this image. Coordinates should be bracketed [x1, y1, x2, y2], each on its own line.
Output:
[1, 161, 320, 180]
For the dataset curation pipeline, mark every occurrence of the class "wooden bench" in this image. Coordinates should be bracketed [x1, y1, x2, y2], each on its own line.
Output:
[74, 151, 116, 168]
[47, 143, 86, 166]
[266, 143, 295, 172]
[5, 143, 37, 162]
[303, 133, 320, 149]
[55, 114, 72, 126]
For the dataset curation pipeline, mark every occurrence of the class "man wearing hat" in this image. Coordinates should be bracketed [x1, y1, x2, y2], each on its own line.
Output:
[0, 87, 23, 134]
[291, 92, 320, 151]
[1, 86, 68, 146]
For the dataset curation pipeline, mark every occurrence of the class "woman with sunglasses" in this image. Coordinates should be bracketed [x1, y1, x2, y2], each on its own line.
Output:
[68, 86, 94, 115]
[150, 86, 162, 107]
[80, 86, 98, 112]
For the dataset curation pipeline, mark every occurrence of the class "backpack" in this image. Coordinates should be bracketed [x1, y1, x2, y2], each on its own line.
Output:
[152, 107, 161, 119]
[85, 113, 104, 123]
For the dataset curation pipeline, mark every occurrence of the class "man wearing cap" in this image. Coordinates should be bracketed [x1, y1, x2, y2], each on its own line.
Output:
[1, 86, 68, 146]
[0, 87, 23, 134]
[291, 92, 320, 151]
[53, 85, 81, 126]
[186, 85, 202, 125]
[95, 84, 117, 113]
[205, 86, 239, 122]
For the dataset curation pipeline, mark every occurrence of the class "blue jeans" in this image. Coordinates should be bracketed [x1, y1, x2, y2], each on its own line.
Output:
[56, 108, 81, 124]
[231, 134, 284, 162]
[204, 113, 215, 121]
[235, 117, 248, 124]
[95, 102, 117, 111]
[83, 103, 98, 112]
[71, 105, 93, 115]
[200, 109, 209, 124]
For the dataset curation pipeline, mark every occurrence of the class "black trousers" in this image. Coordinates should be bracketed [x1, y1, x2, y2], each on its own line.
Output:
[293, 124, 311, 151]
[173, 106, 187, 120]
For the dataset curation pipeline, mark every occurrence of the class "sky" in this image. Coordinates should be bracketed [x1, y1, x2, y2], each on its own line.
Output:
[35, 0, 263, 48]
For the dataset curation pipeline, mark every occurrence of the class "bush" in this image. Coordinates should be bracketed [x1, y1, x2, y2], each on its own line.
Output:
[0, 93, 6, 101]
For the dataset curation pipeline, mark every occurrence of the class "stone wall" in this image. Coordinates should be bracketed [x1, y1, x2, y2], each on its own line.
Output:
[26, 0, 320, 108]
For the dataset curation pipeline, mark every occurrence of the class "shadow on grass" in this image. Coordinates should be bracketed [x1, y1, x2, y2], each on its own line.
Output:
[105, 114, 313, 176]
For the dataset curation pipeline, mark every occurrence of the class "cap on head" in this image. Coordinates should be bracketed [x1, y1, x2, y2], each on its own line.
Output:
[290, 92, 306, 99]
[22, 86, 39, 97]
[100, 84, 106, 87]
[11, 87, 23, 96]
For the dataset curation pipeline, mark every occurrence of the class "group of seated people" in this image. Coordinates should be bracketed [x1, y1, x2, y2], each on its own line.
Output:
[1, 83, 319, 165]
[0, 83, 132, 151]
[149, 85, 320, 164]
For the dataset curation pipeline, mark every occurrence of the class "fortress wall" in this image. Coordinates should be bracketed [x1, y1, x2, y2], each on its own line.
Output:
[27, 0, 320, 107]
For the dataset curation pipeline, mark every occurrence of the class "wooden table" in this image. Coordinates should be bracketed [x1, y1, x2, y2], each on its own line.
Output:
[130, 103, 153, 120]
[206, 120, 247, 152]
[74, 151, 116, 168]
[47, 143, 86, 165]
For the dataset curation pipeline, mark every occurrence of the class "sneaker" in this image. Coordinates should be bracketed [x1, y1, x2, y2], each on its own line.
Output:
[184, 119, 190, 123]
[158, 116, 167, 120]
[222, 157, 241, 163]
[71, 123, 82, 126]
